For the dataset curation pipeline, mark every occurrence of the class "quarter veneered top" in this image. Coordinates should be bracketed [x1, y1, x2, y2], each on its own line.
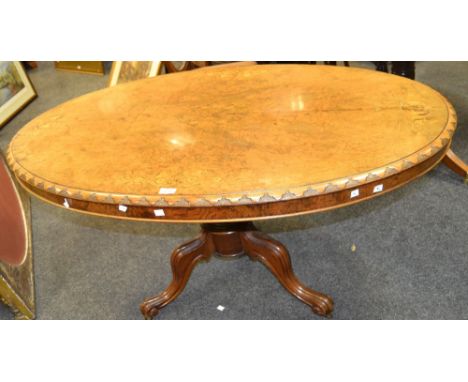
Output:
[7, 65, 456, 208]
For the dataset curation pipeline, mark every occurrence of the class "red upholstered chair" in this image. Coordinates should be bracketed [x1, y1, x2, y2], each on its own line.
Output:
[0, 151, 35, 319]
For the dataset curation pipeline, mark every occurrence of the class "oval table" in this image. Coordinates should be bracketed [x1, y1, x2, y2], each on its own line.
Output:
[7, 65, 458, 319]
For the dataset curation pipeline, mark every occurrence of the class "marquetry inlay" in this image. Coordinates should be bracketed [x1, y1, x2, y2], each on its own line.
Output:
[7, 65, 456, 219]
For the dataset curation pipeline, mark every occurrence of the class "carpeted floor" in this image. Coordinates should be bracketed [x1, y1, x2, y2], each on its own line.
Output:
[0, 61, 466, 320]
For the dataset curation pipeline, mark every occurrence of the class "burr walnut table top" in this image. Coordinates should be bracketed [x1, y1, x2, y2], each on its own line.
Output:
[7, 65, 456, 222]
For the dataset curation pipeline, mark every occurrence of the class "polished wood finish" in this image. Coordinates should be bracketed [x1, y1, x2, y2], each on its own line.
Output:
[140, 222, 333, 319]
[240, 229, 333, 316]
[7, 65, 457, 221]
[6, 64, 459, 318]
[17, 145, 448, 222]
[443, 148, 468, 183]
[141, 232, 213, 318]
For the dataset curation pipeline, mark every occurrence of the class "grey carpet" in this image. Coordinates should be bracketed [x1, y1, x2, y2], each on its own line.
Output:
[0, 61, 466, 320]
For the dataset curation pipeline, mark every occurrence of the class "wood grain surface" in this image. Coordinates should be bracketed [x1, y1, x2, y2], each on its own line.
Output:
[140, 222, 334, 319]
[7, 65, 456, 222]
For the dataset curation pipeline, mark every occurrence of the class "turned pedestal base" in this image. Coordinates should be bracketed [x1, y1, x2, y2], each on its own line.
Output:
[140, 222, 333, 319]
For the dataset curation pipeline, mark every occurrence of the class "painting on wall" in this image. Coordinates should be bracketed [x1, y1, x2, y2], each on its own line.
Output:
[0, 61, 36, 129]
[108, 61, 162, 87]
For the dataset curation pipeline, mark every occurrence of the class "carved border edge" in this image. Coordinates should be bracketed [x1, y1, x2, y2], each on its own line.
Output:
[6, 98, 457, 208]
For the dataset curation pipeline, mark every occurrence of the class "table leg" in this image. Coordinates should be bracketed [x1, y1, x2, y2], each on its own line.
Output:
[140, 233, 214, 319]
[240, 230, 334, 316]
[140, 222, 334, 319]
[442, 148, 468, 183]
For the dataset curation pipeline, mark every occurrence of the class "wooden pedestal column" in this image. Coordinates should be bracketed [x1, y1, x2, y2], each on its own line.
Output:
[140, 223, 333, 319]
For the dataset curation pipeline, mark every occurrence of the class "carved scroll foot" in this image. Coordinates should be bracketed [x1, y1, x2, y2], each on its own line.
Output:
[442, 148, 468, 183]
[140, 223, 333, 319]
[140, 233, 214, 319]
[240, 230, 334, 317]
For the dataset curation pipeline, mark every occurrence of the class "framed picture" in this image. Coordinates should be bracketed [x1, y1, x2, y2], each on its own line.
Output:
[108, 61, 162, 87]
[0, 61, 36, 129]
[0, 151, 35, 319]
[55, 61, 104, 76]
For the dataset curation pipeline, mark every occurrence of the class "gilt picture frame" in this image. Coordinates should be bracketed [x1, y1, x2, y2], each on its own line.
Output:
[0, 61, 36, 129]
[108, 61, 162, 87]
